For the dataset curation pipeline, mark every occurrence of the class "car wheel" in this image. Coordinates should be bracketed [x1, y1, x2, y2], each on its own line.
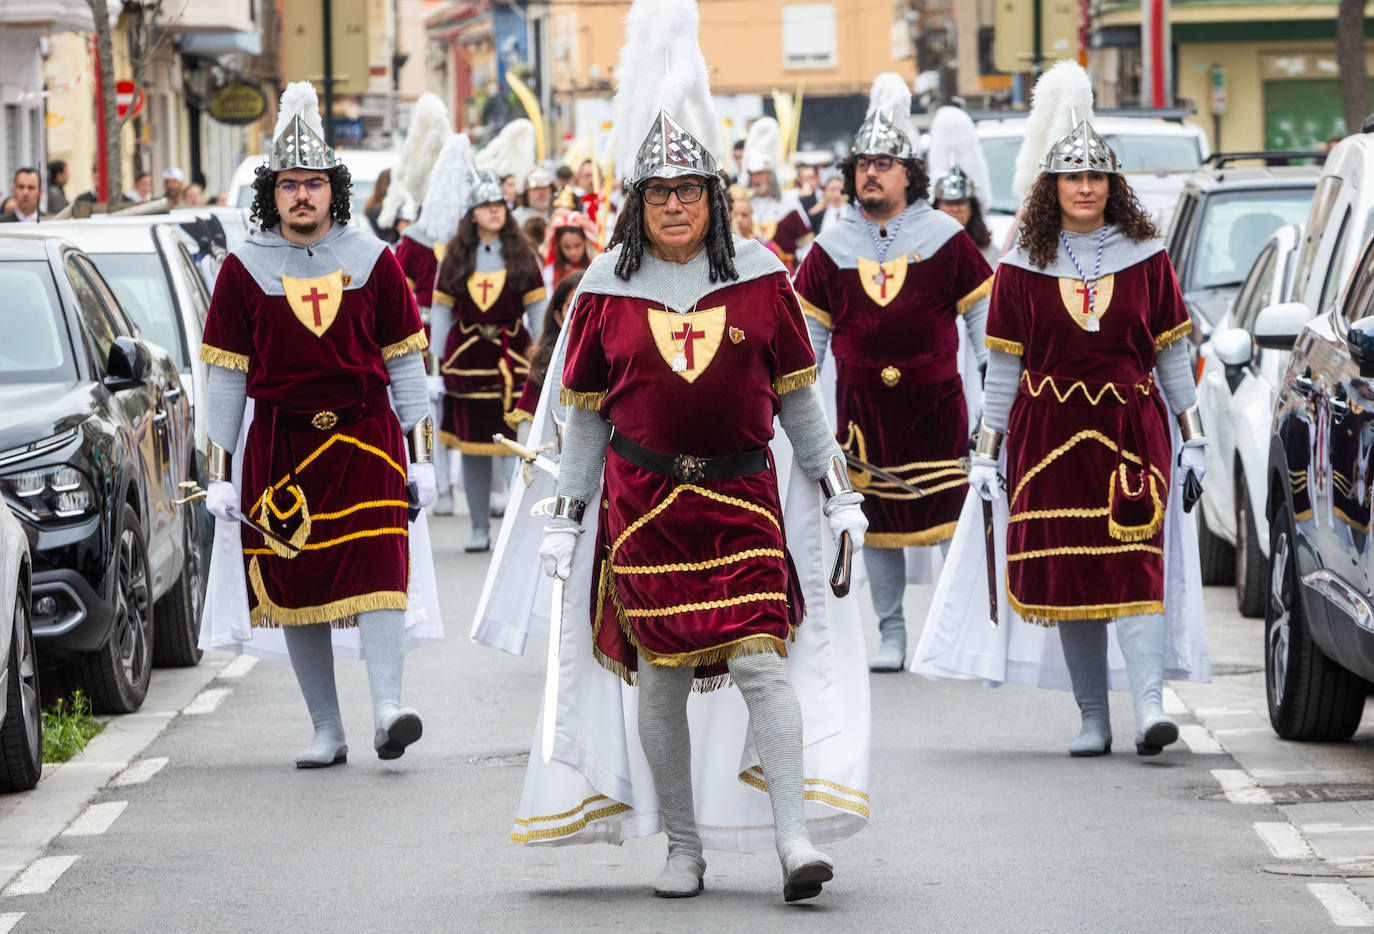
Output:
[80, 504, 154, 714]
[1235, 478, 1266, 618]
[0, 587, 42, 792]
[1198, 506, 1235, 585]
[153, 504, 204, 667]
[1265, 501, 1367, 741]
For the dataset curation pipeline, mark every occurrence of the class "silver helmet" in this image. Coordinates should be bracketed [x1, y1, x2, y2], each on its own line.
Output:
[269, 114, 337, 171]
[1039, 112, 1122, 175]
[465, 165, 504, 212]
[933, 164, 973, 202]
[850, 110, 914, 161]
[629, 110, 718, 189]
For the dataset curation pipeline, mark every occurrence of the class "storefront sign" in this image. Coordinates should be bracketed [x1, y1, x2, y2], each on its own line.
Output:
[210, 81, 268, 125]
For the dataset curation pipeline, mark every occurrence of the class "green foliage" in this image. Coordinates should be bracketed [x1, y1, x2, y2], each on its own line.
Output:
[41, 691, 104, 764]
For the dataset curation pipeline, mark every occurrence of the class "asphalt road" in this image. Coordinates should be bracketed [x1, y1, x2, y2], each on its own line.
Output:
[3, 514, 1374, 932]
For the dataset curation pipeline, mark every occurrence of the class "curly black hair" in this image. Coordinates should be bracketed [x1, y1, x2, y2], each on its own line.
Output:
[608, 175, 737, 283]
[1017, 173, 1158, 270]
[840, 153, 929, 208]
[249, 163, 353, 231]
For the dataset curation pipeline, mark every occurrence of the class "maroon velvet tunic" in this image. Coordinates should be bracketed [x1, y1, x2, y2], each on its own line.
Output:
[395, 235, 438, 309]
[561, 270, 818, 682]
[985, 251, 1192, 622]
[793, 232, 992, 547]
[433, 267, 544, 454]
[200, 248, 426, 627]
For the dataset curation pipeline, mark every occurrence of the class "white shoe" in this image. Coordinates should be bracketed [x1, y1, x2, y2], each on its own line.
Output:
[432, 492, 454, 515]
[489, 490, 507, 518]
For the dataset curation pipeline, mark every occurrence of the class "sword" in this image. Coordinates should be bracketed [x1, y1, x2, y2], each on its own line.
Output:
[176, 482, 302, 555]
[983, 497, 998, 627]
[843, 453, 931, 497]
[493, 433, 560, 486]
[830, 530, 852, 598]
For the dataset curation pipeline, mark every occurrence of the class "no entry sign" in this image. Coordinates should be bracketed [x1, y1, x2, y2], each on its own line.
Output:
[115, 80, 144, 119]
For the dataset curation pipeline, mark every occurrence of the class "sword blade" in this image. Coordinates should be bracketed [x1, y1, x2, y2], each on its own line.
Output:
[228, 507, 301, 556]
[843, 453, 932, 497]
[541, 578, 564, 764]
[982, 497, 998, 627]
[494, 433, 559, 479]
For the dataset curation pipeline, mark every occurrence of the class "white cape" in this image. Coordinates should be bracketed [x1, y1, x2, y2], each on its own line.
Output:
[199, 399, 444, 664]
[911, 377, 1211, 690]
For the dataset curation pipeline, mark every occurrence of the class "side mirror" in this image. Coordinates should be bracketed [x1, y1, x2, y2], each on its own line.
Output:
[1254, 302, 1312, 350]
[1347, 316, 1374, 378]
[106, 336, 151, 386]
[1212, 327, 1254, 367]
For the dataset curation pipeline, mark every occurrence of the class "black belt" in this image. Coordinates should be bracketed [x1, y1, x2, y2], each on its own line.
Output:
[266, 387, 392, 432]
[609, 433, 768, 484]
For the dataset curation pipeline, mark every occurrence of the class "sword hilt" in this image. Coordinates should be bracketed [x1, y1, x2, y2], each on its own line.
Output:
[173, 480, 206, 505]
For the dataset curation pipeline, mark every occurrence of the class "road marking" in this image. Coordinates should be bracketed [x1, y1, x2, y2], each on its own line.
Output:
[183, 687, 231, 716]
[2, 856, 79, 896]
[0, 913, 22, 933]
[1211, 727, 1273, 736]
[1254, 821, 1315, 859]
[111, 756, 168, 787]
[1195, 706, 1259, 716]
[62, 801, 128, 837]
[1309, 883, 1374, 926]
[219, 655, 258, 680]
[1302, 823, 1374, 835]
[1212, 768, 1274, 804]
[1179, 724, 1224, 754]
[1162, 685, 1187, 715]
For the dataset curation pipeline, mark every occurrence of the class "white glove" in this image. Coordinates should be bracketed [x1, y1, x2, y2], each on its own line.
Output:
[409, 462, 436, 508]
[1178, 441, 1207, 484]
[205, 480, 239, 522]
[822, 493, 867, 551]
[539, 529, 578, 581]
[968, 456, 1002, 502]
[427, 375, 446, 403]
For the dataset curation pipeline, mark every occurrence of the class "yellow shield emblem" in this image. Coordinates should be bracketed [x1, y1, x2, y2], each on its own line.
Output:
[467, 269, 507, 312]
[647, 306, 727, 383]
[758, 219, 778, 242]
[1058, 274, 1116, 331]
[433, 242, 447, 263]
[282, 271, 344, 338]
[856, 256, 909, 307]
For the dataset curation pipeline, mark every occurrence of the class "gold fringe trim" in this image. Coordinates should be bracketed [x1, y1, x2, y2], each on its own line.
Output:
[522, 286, 547, 306]
[503, 408, 533, 430]
[433, 289, 454, 307]
[956, 275, 995, 315]
[773, 365, 818, 395]
[200, 344, 249, 371]
[560, 387, 608, 410]
[1153, 319, 1193, 351]
[509, 795, 634, 844]
[984, 336, 1023, 355]
[1107, 469, 1165, 543]
[437, 431, 509, 455]
[380, 329, 429, 361]
[404, 276, 417, 290]
[798, 295, 832, 329]
[1006, 585, 1165, 625]
[248, 556, 407, 627]
[865, 522, 959, 548]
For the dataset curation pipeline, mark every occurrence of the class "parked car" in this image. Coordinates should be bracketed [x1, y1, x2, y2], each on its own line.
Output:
[1194, 223, 1304, 612]
[224, 150, 395, 225]
[1165, 162, 1318, 343]
[0, 232, 201, 713]
[1258, 226, 1374, 741]
[0, 497, 39, 792]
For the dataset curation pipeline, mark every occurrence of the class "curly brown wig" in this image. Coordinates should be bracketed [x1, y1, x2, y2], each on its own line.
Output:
[435, 204, 542, 297]
[249, 163, 353, 231]
[840, 154, 929, 208]
[1017, 173, 1159, 269]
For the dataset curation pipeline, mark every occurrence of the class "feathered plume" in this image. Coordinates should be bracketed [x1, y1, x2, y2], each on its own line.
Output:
[611, 0, 723, 180]
[274, 81, 326, 142]
[927, 106, 993, 213]
[742, 117, 782, 176]
[1012, 59, 1094, 200]
[418, 134, 474, 245]
[395, 94, 451, 202]
[865, 73, 916, 148]
[475, 119, 537, 191]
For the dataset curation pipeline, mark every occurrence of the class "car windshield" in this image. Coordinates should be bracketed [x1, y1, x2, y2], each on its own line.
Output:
[1186, 188, 1314, 295]
[1101, 134, 1202, 171]
[980, 136, 1023, 214]
[0, 261, 76, 382]
[86, 252, 186, 368]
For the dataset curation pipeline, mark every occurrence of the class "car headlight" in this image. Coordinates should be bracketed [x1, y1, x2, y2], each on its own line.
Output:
[0, 464, 95, 520]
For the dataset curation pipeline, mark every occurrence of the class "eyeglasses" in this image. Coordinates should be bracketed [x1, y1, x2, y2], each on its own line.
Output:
[642, 182, 706, 205]
[855, 157, 895, 174]
[276, 179, 329, 196]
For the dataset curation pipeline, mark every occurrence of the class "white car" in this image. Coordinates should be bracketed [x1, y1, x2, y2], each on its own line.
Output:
[224, 150, 397, 225]
[0, 495, 38, 792]
[1195, 223, 1304, 616]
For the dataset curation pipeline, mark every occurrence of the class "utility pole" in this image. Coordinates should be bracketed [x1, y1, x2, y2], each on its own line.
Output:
[1032, 0, 1043, 76]
[321, 0, 335, 145]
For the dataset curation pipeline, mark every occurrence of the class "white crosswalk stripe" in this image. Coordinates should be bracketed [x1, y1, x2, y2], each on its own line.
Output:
[1309, 883, 1374, 927]
[111, 756, 169, 787]
[3, 856, 80, 896]
[62, 801, 129, 837]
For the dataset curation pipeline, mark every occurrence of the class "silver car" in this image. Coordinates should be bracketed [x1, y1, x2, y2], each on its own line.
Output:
[0, 495, 39, 792]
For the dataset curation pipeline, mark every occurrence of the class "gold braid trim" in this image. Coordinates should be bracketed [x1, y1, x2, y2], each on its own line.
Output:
[798, 295, 832, 329]
[509, 795, 635, 844]
[1020, 371, 1138, 406]
[1006, 583, 1165, 626]
[200, 344, 249, 371]
[247, 556, 406, 627]
[738, 769, 873, 819]
[864, 477, 969, 500]
[1107, 470, 1165, 543]
[560, 387, 608, 410]
[503, 408, 533, 430]
[380, 329, 429, 361]
[312, 500, 410, 521]
[437, 430, 508, 455]
[242, 527, 409, 556]
[622, 593, 791, 619]
[773, 365, 818, 395]
[1010, 506, 1110, 523]
[1007, 543, 1163, 562]
[1153, 319, 1194, 351]
[611, 547, 786, 575]
[1011, 429, 1166, 506]
[956, 275, 995, 315]
[865, 522, 959, 548]
[250, 434, 406, 517]
[984, 336, 1024, 355]
[611, 483, 779, 555]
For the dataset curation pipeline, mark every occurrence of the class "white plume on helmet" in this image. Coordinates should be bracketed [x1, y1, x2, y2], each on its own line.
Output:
[273, 81, 326, 142]
[927, 106, 992, 213]
[865, 72, 917, 148]
[475, 119, 537, 192]
[380, 93, 450, 229]
[742, 117, 782, 176]
[611, 0, 723, 181]
[1012, 59, 1095, 201]
[417, 133, 475, 245]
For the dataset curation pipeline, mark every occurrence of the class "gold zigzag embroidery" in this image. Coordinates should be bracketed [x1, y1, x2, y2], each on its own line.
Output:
[1020, 371, 1147, 406]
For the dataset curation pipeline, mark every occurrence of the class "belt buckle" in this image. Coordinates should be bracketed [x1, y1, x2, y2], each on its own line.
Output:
[479, 324, 501, 341]
[671, 454, 706, 483]
[311, 410, 339, 430]
[880, 365, 902, 388]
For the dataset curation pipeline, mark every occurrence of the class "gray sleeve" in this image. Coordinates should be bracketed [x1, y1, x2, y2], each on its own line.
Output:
[804, 314, 831, 368]
[549, 404, 611, 531]
[963, 297, 989, 368]
[385, 350, 428, 431]
[207, 364, 247, 451]
[1155, 339, 1198, 415]
[525, 295, 547, 338]
[778, 384, 842, 481]
[981, 348, 1022, 434]
[429, 295, 452, 372]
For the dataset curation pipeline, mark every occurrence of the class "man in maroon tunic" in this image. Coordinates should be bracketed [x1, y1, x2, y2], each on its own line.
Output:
[792, 73, 994, 671]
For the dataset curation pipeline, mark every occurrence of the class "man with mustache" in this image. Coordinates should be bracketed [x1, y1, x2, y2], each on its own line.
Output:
[792, 72, 994, 672]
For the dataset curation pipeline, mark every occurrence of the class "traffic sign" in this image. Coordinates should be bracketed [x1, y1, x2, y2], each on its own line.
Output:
[115, 80, 144, 119]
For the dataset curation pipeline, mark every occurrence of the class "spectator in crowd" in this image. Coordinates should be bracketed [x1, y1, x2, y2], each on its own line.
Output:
[573, 159, 595, 195]
[162, 167, 186, 205]
[364, 168, 401, 244]
[183, 182, 205, 206]
[0, 168, 43, 222]
[521, 215, 547, 256]
[811, 171, 849, 234]
[124, 170, 152, 203]
[47, 160, 69, 214]
[501, 174, 520, 213]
